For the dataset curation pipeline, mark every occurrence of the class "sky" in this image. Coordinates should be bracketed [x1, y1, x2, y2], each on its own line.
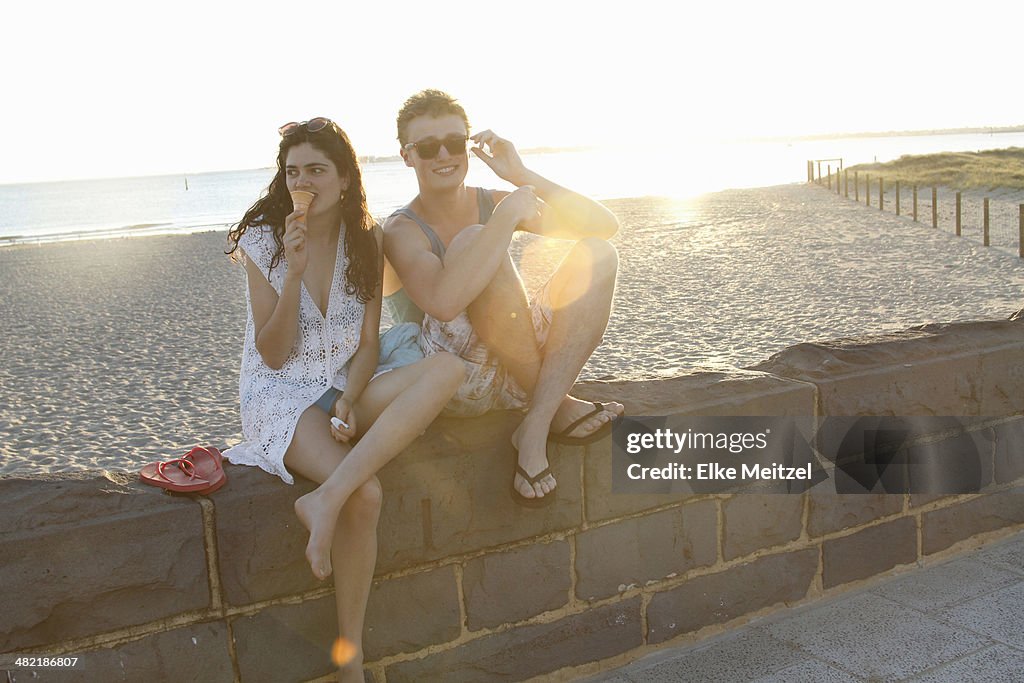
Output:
[2, 0, 1021, 184]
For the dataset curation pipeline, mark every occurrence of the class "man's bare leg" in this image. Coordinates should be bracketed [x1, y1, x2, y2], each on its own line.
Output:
[510, 238, 621, 497]
[447, 229, 622, 498]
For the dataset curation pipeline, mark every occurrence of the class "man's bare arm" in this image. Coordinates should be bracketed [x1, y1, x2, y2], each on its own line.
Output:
[471, 130, 619, 240]
[383, 187, 537, 321]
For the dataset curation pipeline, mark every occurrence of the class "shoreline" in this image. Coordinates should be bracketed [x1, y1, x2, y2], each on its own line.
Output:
[3, 183, 1023, 477]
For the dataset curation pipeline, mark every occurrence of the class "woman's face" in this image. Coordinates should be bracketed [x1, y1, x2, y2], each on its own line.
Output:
[284, 142, 349, 218]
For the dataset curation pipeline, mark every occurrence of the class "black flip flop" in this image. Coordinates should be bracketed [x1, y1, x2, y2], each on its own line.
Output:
[547, 401, 615, 445]
[511, 462, 557, 508]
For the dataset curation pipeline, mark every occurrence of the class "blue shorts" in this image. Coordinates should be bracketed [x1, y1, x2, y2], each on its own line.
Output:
[313, 322, 425, 414]
[314, 387, 342, 414]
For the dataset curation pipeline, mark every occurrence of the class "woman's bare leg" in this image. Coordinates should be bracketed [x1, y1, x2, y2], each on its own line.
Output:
[292, 352, 464, 579]
[284, 410, 381, 682]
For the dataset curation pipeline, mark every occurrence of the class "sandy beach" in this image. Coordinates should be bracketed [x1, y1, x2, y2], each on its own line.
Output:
[2, 182, 1023, 476]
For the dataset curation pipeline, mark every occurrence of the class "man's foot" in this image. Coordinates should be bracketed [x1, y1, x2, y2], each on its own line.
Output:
[549, 396, 624, 443]
[511, 419, 557, 501]
[294, 489, 342, 580]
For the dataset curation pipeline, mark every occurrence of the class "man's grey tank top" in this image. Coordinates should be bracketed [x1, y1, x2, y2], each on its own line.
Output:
[384, 188, 496, 325]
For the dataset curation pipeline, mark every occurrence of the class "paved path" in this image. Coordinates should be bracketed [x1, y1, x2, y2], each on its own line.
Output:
[583, 529, 1024, 682]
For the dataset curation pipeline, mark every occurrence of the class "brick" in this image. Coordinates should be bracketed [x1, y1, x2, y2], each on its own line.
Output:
[978, 341, 1024, 415]
[816, 418, 993, 495]
[6, 622, 234, 682]
[581, 372, 815, 523]
[923, 489, 1024, 555]
[808, 485, 903, 537]
[575, 502, 716, 601]
[385, 598, 642, 682]
[822, 517, 917, 589]
[646, 549, 817, 644]
[723, 494, 804, 560]
[994, 419, 1024, 485]
[364, 566, 460, 661]
[0, 474, 208, 651]
[375, 412, 584, 574]
[213, 465, 320, 605]
[463, 541, 570, 631]
[910, 492, 955, 507]
[231, 595, 337, 683]
[754, 319, 1024, 417]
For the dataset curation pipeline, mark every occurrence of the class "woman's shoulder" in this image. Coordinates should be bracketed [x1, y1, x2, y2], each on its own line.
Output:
[238, 223, 275, 250]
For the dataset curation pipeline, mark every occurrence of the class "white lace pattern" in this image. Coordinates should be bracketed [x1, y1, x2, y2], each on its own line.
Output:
[223, 225, 364, 483]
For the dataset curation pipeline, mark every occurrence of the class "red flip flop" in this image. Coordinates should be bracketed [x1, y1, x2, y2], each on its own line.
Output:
[179, 446, 228, 494]
[140, 457, 212, 493]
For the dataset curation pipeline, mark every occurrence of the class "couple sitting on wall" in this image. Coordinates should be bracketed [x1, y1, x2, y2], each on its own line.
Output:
[223, 89, 623, 681]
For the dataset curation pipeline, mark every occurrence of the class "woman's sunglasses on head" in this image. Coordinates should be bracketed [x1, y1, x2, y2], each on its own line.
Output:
[278, 117, 335, 137]
[404, 135, 469, 160]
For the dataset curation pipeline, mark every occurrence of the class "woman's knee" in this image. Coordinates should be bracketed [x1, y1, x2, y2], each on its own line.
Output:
[428, 351, 467, 389]
[344, 476, 383, 519]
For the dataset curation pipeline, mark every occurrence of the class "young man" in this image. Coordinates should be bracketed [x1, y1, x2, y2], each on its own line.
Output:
[382, 89, 623, 504]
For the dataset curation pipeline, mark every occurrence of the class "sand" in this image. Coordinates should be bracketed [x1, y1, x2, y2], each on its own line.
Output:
[2, 183, 1023, 476]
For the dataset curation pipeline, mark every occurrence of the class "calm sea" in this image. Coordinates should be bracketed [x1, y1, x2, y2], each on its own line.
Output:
[2, 132, 1022, 245]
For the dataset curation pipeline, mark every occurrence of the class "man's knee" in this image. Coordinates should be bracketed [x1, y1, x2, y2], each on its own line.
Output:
[572, 237, 619, 280]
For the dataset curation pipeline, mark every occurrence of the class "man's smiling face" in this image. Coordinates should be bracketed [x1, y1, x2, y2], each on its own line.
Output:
[401, 114, 470, 191]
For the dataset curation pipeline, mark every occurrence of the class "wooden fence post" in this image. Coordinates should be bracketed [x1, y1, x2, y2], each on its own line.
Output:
[817, 161, 822, 184]
[827, 165, 832, 190]
[956, 192, 961, 236]
[866, 174, 871, 206]
[844, 170, 849, 198]
[932, 187, 938, 228]
[984, 198, 990, 246]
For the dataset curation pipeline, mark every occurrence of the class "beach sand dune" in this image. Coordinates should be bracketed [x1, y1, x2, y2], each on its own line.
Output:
[2, 183, 1022, 475]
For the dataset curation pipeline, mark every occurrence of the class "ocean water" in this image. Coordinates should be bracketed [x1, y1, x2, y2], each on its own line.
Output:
[2, 131, 1022, 245]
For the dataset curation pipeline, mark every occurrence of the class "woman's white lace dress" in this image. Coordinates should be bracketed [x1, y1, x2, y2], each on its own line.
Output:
[223, 225, 363, 484]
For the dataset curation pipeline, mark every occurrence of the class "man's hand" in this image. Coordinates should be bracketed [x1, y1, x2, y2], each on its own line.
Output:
[471, 130, 530, 186]
[492, 185, 540, 228]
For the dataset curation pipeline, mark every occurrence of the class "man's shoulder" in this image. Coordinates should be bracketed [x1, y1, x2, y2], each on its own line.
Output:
[382, 211, 417, 235]
[382, 212, 432, 258]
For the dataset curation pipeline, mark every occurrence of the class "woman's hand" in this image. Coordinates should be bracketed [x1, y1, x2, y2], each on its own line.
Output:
[330, 397, 358, 444]
[283, 208, 308, 276]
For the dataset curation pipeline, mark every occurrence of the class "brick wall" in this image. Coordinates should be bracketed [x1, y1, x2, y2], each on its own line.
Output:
[3, 317, 1024, 682]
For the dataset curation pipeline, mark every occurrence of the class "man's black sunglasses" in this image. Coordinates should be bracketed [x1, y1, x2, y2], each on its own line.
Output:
[404, 135, 469, 160]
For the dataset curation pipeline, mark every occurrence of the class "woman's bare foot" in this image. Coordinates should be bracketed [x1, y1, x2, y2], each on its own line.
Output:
[294, 489, 343, 580]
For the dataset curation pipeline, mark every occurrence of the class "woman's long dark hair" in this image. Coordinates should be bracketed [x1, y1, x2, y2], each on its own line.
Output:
[227, 122, 378, 303]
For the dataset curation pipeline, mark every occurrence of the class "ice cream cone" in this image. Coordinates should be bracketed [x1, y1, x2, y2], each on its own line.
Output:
[290, 190, 316, 212]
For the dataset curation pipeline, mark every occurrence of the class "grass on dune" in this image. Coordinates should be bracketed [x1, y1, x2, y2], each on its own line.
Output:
[846, 148, 1024, 190]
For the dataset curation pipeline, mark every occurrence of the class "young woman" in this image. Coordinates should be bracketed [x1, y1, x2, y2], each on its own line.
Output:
[224, 118, 463, 681]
